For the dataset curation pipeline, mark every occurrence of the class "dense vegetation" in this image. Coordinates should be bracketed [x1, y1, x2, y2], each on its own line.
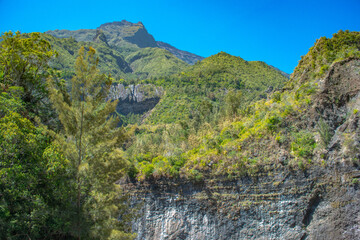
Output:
[124, 30, 360, 181]
[122, 51, 289, 179]
[1, 28, 359, 239]
[138, 52, 289, 124]
[292, 29, 360, 82]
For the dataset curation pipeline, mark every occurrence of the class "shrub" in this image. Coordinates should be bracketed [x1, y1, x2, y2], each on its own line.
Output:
[137, 162, 154, 180]
[266, 115, 281, 132]
[291, 131, 316, 159]
[318, 118, 332, 147]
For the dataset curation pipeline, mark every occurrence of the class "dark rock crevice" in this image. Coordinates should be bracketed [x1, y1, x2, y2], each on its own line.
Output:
[302, 190, 322, 227]
[116, 98, 161, 115]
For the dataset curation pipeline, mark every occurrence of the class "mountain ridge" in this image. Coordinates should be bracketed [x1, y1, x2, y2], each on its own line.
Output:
[46, 20, 204, 65]
[156, 41, 204, 65]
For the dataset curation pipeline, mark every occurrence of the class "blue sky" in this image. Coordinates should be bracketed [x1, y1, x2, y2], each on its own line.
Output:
[1, 0, 359, 73]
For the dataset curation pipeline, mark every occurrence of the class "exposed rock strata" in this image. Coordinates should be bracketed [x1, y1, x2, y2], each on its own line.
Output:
[126, 166, 359, 240]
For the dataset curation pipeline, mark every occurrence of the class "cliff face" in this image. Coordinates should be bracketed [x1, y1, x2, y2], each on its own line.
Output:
[108, 83, 164, 115]
[125, 58, 360, 240]
[127, 166, 359, 240]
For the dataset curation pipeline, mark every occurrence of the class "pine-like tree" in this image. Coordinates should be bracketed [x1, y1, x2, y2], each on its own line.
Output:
[47, 46, 135, 240]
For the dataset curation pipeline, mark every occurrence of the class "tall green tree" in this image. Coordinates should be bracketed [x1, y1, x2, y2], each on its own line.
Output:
[47, 46, 135, 240]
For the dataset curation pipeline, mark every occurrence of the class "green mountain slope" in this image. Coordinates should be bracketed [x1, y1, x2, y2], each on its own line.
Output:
[142, 51, 289, 124]
[126, 48, 189, 78]
[292, 29, 360, 84]
[122, 51, 290, 180]
[125, 30, 360, 181]
[41, 33, 133, 79]
[182, 51, 287, 94]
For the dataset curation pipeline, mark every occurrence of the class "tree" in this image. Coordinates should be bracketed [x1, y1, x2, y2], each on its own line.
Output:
[225, 89, 243, 118]
[0, 31, 57, 125]
[47, 46, 135, 239]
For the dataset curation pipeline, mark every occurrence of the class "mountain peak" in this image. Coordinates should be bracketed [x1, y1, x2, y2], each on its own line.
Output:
[46, 20, 204, 64]
[206, 51, 245, 62]
[98, 20, 157, 48]
[98, 20, 143, 28]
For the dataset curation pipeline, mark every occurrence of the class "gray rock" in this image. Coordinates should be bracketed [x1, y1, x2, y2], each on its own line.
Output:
[108, 83, 163, 115]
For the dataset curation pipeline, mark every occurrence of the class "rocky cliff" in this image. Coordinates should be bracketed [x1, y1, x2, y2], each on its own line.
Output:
[126, 166, 359, 240]
[108, 83, 164, 115]
[124, 58, 360, 240]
